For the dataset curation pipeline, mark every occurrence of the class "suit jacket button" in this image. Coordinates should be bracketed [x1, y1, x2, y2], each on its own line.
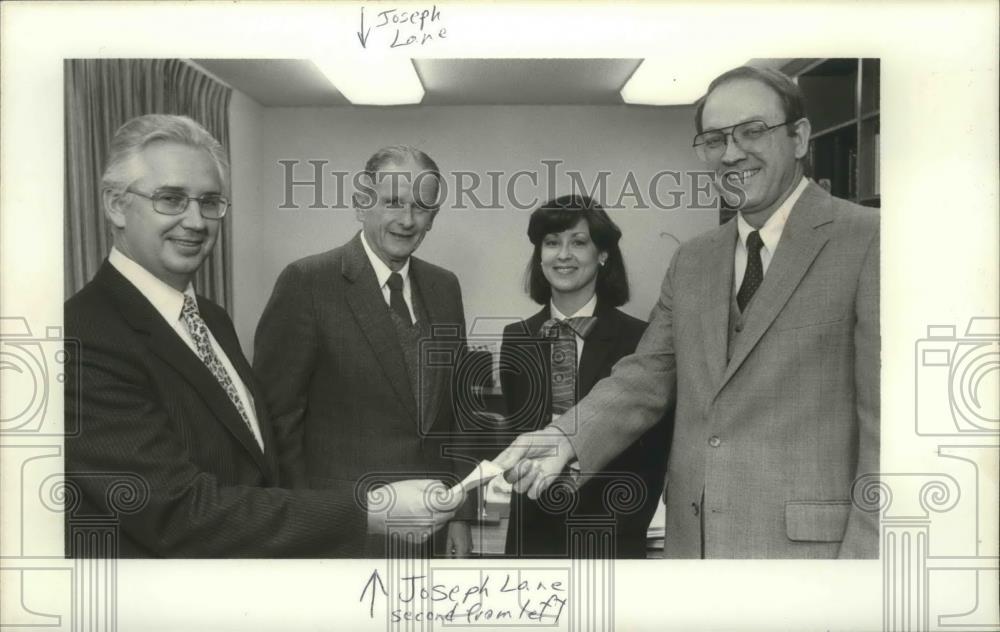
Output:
[708, 435, 721, 448]
[734, 322, 744, 333]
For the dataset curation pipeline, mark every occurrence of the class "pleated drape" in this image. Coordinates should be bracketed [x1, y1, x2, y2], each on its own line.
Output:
[64, 59, 233, 311]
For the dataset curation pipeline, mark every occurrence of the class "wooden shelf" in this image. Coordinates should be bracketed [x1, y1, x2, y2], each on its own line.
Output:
[786, 58, 880, 206]
[811, 119, 858, 139]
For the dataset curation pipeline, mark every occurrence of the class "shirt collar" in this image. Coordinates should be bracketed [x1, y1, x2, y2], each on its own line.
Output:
[737, 175, 808, 254]
[109, 246, 195, 324]
[550, 292, 598, 321]
[360, 231, 410, 288]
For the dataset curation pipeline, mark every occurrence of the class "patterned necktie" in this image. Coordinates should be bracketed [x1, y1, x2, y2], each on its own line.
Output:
[737, 230, 764, 312]
[180, 294, 260, 447]
[541, 316, 598, 416]
[386, 272, 412, 326]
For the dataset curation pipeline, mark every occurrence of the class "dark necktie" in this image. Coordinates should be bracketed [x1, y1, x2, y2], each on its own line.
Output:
[386, 272, 412, 326]
[737, 230, 764, 312]
[180, 294, 260, 448]
[540, 316, 598, 416]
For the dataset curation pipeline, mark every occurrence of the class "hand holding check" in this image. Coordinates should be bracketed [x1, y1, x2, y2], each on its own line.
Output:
[493, 426, 578, 500]
[366, 461, 513, 541]
[367, 479, 465, 539]
[449, 459, 506, 496]
[366, 429, 578, 543]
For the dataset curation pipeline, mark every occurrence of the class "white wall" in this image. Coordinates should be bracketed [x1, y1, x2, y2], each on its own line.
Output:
[228, 101, 719, 357]
[228, 88, 264, 346]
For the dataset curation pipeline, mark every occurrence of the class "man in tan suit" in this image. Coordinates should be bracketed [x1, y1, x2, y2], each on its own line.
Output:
[498, 66, 880, 559]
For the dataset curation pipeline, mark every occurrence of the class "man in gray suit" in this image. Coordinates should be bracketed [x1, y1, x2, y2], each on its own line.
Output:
[499, 66, 880, 559]
[254, 146, 473, 557]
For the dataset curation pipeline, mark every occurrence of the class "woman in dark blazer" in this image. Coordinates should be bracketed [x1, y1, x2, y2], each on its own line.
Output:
[500, 194, 671, 559]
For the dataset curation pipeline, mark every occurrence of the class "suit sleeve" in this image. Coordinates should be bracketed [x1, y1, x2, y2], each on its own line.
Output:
[839, 226, 881, 559]
[65, 320, 364, 558]
[253, 264, 317, 488]
[449, 274, 486, 520]
[552, 252, 679, 482]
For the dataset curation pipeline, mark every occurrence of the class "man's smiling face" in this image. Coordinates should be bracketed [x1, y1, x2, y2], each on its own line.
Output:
[356, 157, 439, 271]
[701, 78, 808, 226]
[108, 141, 222, 290]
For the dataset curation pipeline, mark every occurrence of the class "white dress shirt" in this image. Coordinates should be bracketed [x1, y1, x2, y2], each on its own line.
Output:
[360, 232, 417, 323]
[108, 247, 264, 449]
[550, 292, 598, 369]
[734, 176, 809, 291]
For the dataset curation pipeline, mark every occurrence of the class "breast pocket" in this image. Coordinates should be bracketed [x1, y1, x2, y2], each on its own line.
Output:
[772, 283, 853, 332]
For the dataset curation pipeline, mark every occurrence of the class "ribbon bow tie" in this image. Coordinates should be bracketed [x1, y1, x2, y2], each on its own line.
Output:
[540, 316, 598, 340]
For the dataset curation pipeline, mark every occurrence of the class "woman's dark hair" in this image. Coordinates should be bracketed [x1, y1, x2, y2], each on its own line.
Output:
[524, 194, 630, 307]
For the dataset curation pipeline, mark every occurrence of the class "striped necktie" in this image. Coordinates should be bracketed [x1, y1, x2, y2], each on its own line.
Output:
[540, 316, 598, 416]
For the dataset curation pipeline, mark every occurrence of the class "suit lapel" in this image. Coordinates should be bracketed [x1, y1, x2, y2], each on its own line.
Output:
[528, 306, 553, 366]
[717, 183, 833, 392]
[341, 234, 419, 423]
[700, 220, 737, 391]
[527, 308, 554, 412]
[200, 302, 278, 481]
[578, 303, 616, 395]
[410, 261, 446, 433]
[526, 307, 551, 338]
[97, 264, 271, 475]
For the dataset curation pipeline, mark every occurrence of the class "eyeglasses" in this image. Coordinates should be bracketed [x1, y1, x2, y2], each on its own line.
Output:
[126, 188, 230, 219]
[692, 119, 796, 161]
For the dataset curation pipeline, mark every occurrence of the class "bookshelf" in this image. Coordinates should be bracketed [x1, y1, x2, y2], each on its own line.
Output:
[718, 58, 880, 224]
[793, 58, 881, 208]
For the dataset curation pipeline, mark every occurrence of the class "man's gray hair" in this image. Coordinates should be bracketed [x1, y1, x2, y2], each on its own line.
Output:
[101, 114, 229, 192]
[363, 145, 440, 182]
[359, 145, 443, 211]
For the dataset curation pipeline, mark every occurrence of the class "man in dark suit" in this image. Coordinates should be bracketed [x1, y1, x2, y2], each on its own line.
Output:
[499, 66, 880, 559]
[254, 145, 474, 557]
[65, 115, 458, 558]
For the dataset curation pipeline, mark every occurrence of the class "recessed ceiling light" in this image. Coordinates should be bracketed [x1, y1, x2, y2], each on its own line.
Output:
[313, 57, 424, 105]
[621, 58, 746, 106]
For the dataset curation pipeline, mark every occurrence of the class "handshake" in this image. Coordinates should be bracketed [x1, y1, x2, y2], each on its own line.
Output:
[367, 428, 579, 541]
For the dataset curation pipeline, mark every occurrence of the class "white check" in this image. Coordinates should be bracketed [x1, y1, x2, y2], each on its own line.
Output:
[450, 459, 506, 496]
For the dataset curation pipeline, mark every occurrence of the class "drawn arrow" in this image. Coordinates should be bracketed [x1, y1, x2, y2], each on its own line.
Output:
[360, 568, 388, 618]
[357, 6, 371, 48]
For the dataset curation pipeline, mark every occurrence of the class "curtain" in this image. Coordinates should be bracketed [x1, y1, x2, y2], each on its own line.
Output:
[64, 59, 233, 311]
